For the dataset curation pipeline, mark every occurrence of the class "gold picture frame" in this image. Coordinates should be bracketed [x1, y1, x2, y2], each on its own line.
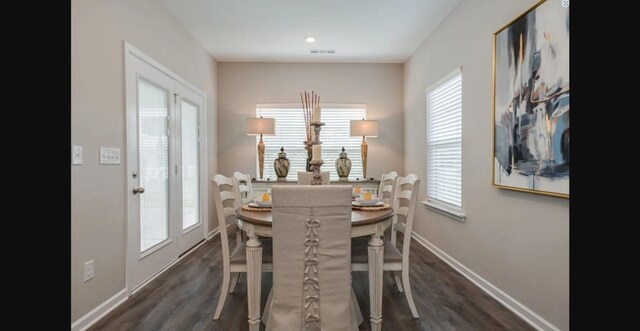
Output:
[492, 0, 569, 198]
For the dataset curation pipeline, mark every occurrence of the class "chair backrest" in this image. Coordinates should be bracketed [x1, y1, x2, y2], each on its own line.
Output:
[297, 171, 330, 185]
[390, 174, 421, 259]
[266, 185, 357, 331]
[212, 174, 242, 266]
[233, 171, 254, 205]
[377, 171, 399, 204]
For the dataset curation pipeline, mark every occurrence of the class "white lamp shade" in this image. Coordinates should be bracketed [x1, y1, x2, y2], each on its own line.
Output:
[350, 119, 378, 137]
[246, 117, 275, 135]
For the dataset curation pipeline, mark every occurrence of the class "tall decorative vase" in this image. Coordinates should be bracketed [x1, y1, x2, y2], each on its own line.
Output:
[274, 147, 290, 181]
[335, 147, 352, 181]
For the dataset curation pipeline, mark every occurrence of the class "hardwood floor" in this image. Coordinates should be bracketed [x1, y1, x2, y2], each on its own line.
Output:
[90, 234, 534, 331]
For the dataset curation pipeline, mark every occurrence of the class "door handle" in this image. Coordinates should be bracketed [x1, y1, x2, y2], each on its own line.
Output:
[133, 186, 145, 194]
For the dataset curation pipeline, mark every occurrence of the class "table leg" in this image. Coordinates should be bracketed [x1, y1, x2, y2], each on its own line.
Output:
[368, 229, 384, 331]
[245, 227, 262, 331]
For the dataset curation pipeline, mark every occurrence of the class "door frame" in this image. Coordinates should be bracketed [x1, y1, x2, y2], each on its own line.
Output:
[124, 42, 208, 296]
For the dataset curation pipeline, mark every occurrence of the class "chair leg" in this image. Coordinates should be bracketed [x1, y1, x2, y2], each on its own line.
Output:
[213, 270, 231, 320]
[393, 271, 404, 293]
[402, 269, 419, 318]
[229, 272, 241, 293]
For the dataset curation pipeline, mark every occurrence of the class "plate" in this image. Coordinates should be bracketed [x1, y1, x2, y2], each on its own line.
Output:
[352, 201, 383, 207]
[248, 202, 271, 208]
[253, 198, 272, 207]
[355, 197, 382, 206]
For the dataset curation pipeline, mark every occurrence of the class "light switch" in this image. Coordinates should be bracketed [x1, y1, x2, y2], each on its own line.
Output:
[100, 147, 121, 165]
[72, 145, 83, 165]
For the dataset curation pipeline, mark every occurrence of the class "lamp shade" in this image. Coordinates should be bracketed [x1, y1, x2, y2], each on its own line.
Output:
[350, 119, 378, 137]
[246, 117, 275, 135]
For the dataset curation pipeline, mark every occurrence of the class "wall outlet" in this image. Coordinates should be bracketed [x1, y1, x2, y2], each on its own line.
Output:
[84, 260, 95, 282]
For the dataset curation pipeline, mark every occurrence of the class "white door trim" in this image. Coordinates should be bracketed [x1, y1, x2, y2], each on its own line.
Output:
[124, 42, 206, 97]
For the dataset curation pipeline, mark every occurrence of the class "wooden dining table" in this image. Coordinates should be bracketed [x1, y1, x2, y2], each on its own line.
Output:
[235, 205, 395, 331]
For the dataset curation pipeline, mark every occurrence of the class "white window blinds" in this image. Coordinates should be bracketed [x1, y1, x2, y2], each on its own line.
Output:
[426, 69, 462, 207]
[256, 104, 366, 181]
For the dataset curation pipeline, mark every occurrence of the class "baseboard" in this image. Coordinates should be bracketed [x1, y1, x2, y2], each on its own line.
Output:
[207, 226, 219, 240]
[71, 288, 128, 331]
[411, 232, 561, 331]
[72, 230, 217, 330]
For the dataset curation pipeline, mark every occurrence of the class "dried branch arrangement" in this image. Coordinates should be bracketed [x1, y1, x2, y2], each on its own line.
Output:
[300, 90, 320, 142]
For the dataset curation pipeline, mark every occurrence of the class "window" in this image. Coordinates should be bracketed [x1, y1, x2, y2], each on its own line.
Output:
[256, 104, 366, 181]
[425, 68, 463, 218]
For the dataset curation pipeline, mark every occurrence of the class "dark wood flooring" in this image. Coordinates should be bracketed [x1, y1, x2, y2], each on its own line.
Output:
[90, 234, 534, 331]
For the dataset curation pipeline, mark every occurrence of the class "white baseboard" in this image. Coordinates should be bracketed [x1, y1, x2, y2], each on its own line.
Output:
[71, 288, 128, 331]
[411, 232, 560, 331]
[72, 230, 217, 331]
[207, 226, 219, 240]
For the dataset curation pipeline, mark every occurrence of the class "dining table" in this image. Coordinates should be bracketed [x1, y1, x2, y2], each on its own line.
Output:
[235, 204, 395, 331]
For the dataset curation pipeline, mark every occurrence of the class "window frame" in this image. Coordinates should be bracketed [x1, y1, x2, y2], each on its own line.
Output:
[422, 67, 466, 222]
[255, 103, 367, 181]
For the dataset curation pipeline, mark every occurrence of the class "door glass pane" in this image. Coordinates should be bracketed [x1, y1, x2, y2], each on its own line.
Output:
[138, 79, 169, 252]
[182, 100, 199, 229]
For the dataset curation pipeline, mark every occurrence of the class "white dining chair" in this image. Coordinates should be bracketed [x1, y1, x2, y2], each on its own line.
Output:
[297, 171, 330, 185]
[233, 171, 255, 205]
[351, 173, 421, 318]
[211, 174, 273, 320]
[378, 170, 399, 204]
[265, 185, 359, 330]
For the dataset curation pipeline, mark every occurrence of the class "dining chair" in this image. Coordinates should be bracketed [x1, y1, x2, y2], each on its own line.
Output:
[378, 170, 399, 204]
[351, 173, 421, 318]
[211, 174, 273, 320]
[297, 171, 330, 185]
[265, 185, 359, 330]
[233, 171, 255, 205]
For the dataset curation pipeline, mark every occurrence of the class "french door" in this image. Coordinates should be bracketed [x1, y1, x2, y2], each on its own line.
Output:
[125, 45, 206, 292]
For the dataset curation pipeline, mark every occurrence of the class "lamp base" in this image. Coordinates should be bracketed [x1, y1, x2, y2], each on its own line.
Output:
[361, 136, 368, 179]
[258, 134, 265, 179]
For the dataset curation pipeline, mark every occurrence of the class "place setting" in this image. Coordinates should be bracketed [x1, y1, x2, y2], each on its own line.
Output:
[352, 190, 390, 211]
[242, 192, 273, 212]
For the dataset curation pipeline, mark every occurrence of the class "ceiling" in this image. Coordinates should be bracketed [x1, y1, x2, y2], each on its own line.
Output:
[160, 0, 461, 63]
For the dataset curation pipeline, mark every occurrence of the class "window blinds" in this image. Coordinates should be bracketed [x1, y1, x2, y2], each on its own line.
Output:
[427, 71, 462, 207]
[256, 105, 366, 181]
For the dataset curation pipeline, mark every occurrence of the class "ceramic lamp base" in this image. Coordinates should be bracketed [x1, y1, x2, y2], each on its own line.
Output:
[360, 137, 368, 179]
[258, 135, 265, 179]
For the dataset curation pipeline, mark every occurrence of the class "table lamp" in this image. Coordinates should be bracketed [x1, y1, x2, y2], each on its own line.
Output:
[350, 119, 378, 179]
[246, 117, 275, 179]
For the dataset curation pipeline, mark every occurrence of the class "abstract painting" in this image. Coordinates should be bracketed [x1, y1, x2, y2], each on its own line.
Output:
[492, 0, 569, 198]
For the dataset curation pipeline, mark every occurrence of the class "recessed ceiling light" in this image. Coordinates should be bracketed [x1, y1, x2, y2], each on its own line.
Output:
[306, 36, 316, 43]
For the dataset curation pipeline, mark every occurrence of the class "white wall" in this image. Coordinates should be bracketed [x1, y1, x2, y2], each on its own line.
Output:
[217, 62, 404, 180]
[404, 0, 569, 329]
[71, 0, 217, 322]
